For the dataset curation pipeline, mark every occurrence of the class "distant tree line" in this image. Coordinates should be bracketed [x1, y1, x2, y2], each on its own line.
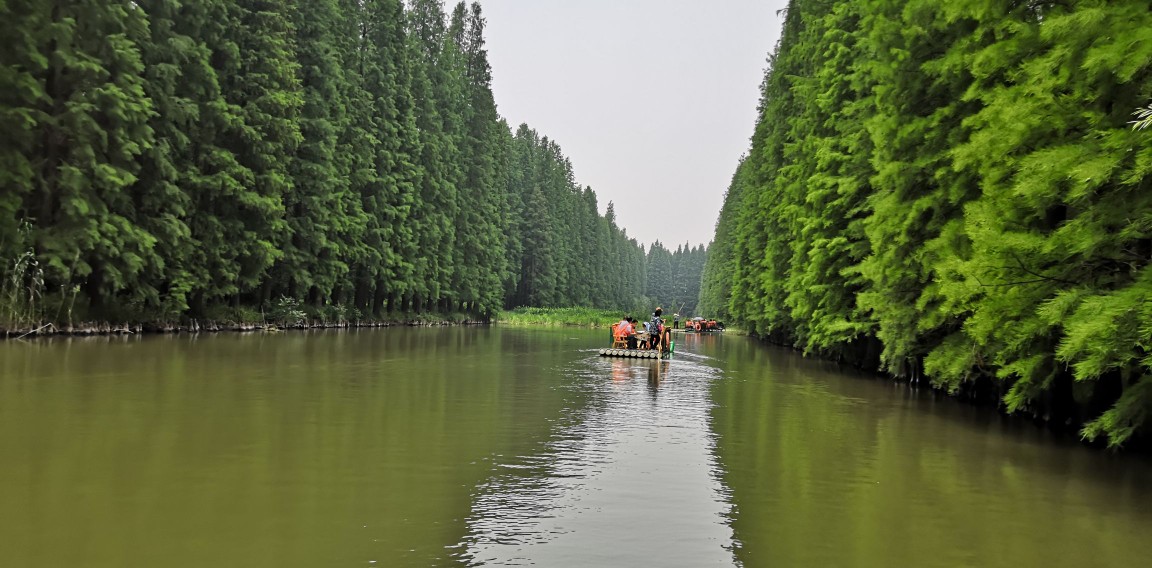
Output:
[0, 0, 664, 324]
[504, 125, 648, 311]
[700, 0, 1152, 447]
[646, 241, 707, 318]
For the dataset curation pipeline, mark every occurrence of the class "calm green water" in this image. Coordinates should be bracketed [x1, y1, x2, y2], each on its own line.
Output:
[1, 328, 1150, 567]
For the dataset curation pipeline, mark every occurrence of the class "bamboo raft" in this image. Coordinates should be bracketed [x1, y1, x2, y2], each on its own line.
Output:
[598, 348, 663, 359]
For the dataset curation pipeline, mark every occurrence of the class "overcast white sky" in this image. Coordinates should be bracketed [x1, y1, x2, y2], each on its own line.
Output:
[479, 0, 789, 249]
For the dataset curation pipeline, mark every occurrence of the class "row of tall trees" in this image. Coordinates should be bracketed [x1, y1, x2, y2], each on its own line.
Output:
[646, 241, 707, 317]
[701, 0, 1152, 447]
[0, 0, 653, 322]
[504, 125, 647, 310]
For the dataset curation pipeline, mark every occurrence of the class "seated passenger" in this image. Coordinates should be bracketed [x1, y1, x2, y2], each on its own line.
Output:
[614, 316, 635, 348]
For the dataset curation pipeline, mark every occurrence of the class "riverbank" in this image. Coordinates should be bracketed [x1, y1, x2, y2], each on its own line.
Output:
[0, 315, 487, 340]
[496, 307, 621, 328]
[745, 330, 1152, 452]
[2, 305, 643, 340]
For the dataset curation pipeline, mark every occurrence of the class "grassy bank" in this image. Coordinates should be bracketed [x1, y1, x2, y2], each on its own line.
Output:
[497, 307, 625, 328]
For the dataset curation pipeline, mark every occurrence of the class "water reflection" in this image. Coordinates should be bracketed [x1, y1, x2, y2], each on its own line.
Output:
[458, 352, 737, 567]
[610, 358, 629, 383]
[6, 329, 1152, 567]
[698, 335, 1152, 568]
[647, 358, 664, 395]
[0, 328, 585, 567]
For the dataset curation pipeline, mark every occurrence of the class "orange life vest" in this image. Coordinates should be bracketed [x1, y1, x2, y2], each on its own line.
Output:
[614, 321, 632, 340]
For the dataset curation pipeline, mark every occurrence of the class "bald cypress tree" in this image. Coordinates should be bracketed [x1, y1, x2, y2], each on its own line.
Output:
[725, 0, 803, 340]
[134, 0, 225, 316]
[268, 0, 353, 305]
[541, 142, 575, 305]
[0, 0, 41, 274]
[451, 1, 508, 315]
[360, 0, 420, 313]
[646, 242, 673, 307]
[704, 0, 1152, 446]
[175, 0, 302, 312]
[406, 0, 459, 312]
[0, 0, 157, 313]
[595, 202, 621, 307]
[333, 0, 379, 313]
[846, 0, 981, 378]
[698, 159, 751, 321]
[778, 0, 874, 356]
[577, 187, 602, 306]
[381, 0, 467, 313]
[920, 0, 1152, 446]
[506, 126, 556, 307]
[518, 184, 557, 307]
[0, 0, 652, 328]
[666, 243, 707, 317]
[499, 128, 525, 307]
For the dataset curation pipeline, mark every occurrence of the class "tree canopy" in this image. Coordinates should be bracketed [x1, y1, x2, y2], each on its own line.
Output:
[702, 0, 1152, 447]
[0, 0, 668, 326]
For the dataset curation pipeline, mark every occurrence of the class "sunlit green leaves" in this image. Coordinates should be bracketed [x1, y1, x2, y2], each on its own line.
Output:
[703, 0, 1152, 446]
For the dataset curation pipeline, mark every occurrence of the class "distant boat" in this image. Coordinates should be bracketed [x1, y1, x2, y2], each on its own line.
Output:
[683, 317, 724, 332]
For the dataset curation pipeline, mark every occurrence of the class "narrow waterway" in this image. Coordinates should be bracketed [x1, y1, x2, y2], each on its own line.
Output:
[1, 328, 1149, 567]
[459, 350, 733, 565]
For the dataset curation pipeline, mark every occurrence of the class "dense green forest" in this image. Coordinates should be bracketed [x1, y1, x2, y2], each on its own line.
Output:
[645, 240, 708, 318]
[0, 0, 707, 327]
[700, 0, 1152, 447]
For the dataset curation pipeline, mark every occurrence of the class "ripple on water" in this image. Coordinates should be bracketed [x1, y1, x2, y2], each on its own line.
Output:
[456, 355, 738, 566]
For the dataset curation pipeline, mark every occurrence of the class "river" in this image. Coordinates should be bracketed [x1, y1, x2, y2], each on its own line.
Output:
[1, 327, 1150, 567]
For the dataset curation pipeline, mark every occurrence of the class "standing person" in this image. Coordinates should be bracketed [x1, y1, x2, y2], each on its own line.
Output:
[673, 313, 680, 330]
[649, 308, 665, 352]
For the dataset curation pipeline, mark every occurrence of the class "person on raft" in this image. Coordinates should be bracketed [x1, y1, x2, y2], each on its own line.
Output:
[629, 317, 641, 348]
[614, 316, 638, 349]
[649, 308, 671, 353]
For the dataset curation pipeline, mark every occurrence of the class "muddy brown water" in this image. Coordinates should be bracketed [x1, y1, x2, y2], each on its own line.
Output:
[2, 327, 1149, 566]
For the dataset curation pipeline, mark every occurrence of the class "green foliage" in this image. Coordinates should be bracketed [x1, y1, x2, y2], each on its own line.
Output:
[644, 241, 707, 316]
[269, 296, 307, 327]
[703, 0, 1152, 447]
[0, 1, 39, 276]
[0, 248, 44, 329]
[1, 0, 158, 309]
[498, 307, 625, 328]
[1081, 379, 1152, 449]
[1133, 102, 1152, 131]
[268, 0, 355, 304]
[0, 0, 652, 332]
[319, 303, 361, 324]
[697, 160, 750, 321]
[503, 126, 648, 311]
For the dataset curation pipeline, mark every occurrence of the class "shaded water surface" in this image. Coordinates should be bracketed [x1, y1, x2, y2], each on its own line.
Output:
[1, 328, 1149, 566]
